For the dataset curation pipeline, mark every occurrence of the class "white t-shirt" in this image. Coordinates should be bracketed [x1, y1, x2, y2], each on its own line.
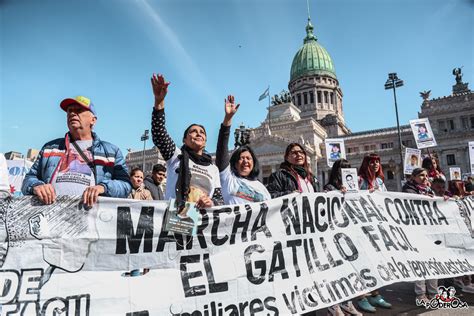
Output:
[51, 140, 95, 196]
[220, 166, 271, 205]
[165, 147, 220, 202]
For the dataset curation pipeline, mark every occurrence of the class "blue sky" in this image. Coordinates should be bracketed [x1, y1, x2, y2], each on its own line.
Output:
[1, 0, 472, 156]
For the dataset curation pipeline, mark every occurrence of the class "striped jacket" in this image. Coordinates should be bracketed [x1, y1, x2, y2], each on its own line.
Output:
[22, 132, 132, 198]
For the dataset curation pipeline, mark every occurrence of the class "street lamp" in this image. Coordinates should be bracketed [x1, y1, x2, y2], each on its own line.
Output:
[384, 73, 404, 169]
[234, 124, 251, 148]
[141, 129, 149, 171]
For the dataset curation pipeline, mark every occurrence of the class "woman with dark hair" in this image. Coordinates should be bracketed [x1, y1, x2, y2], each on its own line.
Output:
[215, 95, 270, 204]
[150, 74, 223, 210]
[402, 168, 434, 196]
[128, 167, 153, 200]
[421, 155, 446, 182]
[324, 158, 352, 192]
[358, 153, 386, 192]
[356, 153, 392, 312]
[324, 159, 363, 316]
[266, 143, 319, 198]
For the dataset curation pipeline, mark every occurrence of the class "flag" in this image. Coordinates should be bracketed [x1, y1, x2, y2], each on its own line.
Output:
[258, 87, 269, 101]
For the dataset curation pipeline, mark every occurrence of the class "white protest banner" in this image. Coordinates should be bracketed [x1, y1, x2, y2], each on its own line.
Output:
[469, 141, 474, 175]
[403, 148, 421, 175]
[6, 159, 33, 196]
[409, 118, 437, 149]
[450, 167, 462, 181]
[325, 139, 345, 167]
[1, 193, 474, 315]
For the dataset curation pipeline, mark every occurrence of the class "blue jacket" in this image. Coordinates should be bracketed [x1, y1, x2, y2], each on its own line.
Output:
[22, 132, 132, 198]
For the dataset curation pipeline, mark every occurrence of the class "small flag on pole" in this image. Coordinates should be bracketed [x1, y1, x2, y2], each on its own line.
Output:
[258, 87, 269, 101]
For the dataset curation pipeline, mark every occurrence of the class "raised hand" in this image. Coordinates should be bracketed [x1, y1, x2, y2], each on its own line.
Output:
[151, 73, 170, 110]
[223, 95, 240, 126]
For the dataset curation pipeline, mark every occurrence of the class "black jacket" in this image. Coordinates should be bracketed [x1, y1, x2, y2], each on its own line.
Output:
[402, 180, 433, 196]
[144, 175, 164, 200]
[266, 169, 319, 198]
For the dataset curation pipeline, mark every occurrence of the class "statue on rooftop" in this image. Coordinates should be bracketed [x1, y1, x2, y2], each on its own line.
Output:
[453, 67, 463, 84]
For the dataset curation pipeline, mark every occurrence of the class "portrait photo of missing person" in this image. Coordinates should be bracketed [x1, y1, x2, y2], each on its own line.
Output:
[329, 143, 341, 160]
[345, 174, 357, 190]
[409, 154, 419, 167]
[416, 124, 430, 141]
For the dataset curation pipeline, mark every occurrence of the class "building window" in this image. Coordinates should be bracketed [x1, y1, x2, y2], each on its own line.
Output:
[303, 93, 308, 104]
[370, 145, 376, 150]
[347, 148, 352, 153]
[462, 117, 469, 129]
[324, 91, 328, 103]
[297, 94, 301, 106]
[317, 91, 322, 103]
[470, 117, 474, 128]
[438, 120, 446, 132]
[446, 154, 456, 166]
[364, 145, 370, 151]
[402, 140, 413, 147]
[330, 92, 334, 104]
[381, 142, 394, 149]
[309, 91, 314, 103]
[449, 119, 455, 130]
[387, 170, 394, 180]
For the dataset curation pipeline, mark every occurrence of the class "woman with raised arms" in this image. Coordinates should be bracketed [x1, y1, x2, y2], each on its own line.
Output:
[150, 73, 223, 210]
[215, 95, 270, 205]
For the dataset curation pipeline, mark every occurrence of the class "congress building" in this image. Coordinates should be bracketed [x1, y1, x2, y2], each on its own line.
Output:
[249, 18, 473, 192]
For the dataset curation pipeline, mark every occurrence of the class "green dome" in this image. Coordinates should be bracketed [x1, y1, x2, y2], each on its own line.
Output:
[290, 19, 336, 81]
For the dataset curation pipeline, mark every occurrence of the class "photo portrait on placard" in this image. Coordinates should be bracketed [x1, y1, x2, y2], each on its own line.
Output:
[164, 199, 199, 236]
[409, 118, 437, 149]
[450, 167, 462, 181]
[403, 148, 422, 175]
[325, 139, 346, 167]
[341, 168, 359, 193]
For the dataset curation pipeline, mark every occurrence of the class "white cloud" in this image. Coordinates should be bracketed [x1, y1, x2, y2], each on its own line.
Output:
[134, 0, 216, 103]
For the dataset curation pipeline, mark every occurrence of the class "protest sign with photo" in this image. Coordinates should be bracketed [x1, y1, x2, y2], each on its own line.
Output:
[325, 139, 346, 167]
[449, 167, 462, 181]
[469, 141, 474, 175]
[403, 148, 421, 175]
[164, 199, 199, 236]
[341, 168, 359, 193]
[0, 193, 473, 315]
[409, 118, 437, 149]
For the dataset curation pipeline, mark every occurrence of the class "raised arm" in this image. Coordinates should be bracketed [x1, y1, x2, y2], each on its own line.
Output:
[215, 95, 240, 172]
[150, 74, 176, 161]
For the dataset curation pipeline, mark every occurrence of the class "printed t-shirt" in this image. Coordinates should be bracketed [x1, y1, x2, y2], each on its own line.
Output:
[220, 166, 271, 205]
[165, 147, 220, 202]
[52, 140, 95, 195]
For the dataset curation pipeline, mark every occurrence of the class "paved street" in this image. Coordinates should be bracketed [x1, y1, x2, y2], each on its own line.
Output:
[312, 279, 474, 315]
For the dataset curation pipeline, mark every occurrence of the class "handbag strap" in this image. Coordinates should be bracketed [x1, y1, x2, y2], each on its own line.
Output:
[71, 141, 97, 183]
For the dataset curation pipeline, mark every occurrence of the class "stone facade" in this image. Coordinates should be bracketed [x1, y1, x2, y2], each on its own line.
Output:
[131, 20, 472, 192]
[248, 18, 473, 192]
[126, 146, 166, 175]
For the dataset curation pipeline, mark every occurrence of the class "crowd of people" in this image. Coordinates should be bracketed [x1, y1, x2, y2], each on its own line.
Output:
[0, 73, 473, 315]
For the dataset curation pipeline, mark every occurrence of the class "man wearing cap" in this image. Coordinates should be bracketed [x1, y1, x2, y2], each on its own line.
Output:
[22, 96, 131, 206]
